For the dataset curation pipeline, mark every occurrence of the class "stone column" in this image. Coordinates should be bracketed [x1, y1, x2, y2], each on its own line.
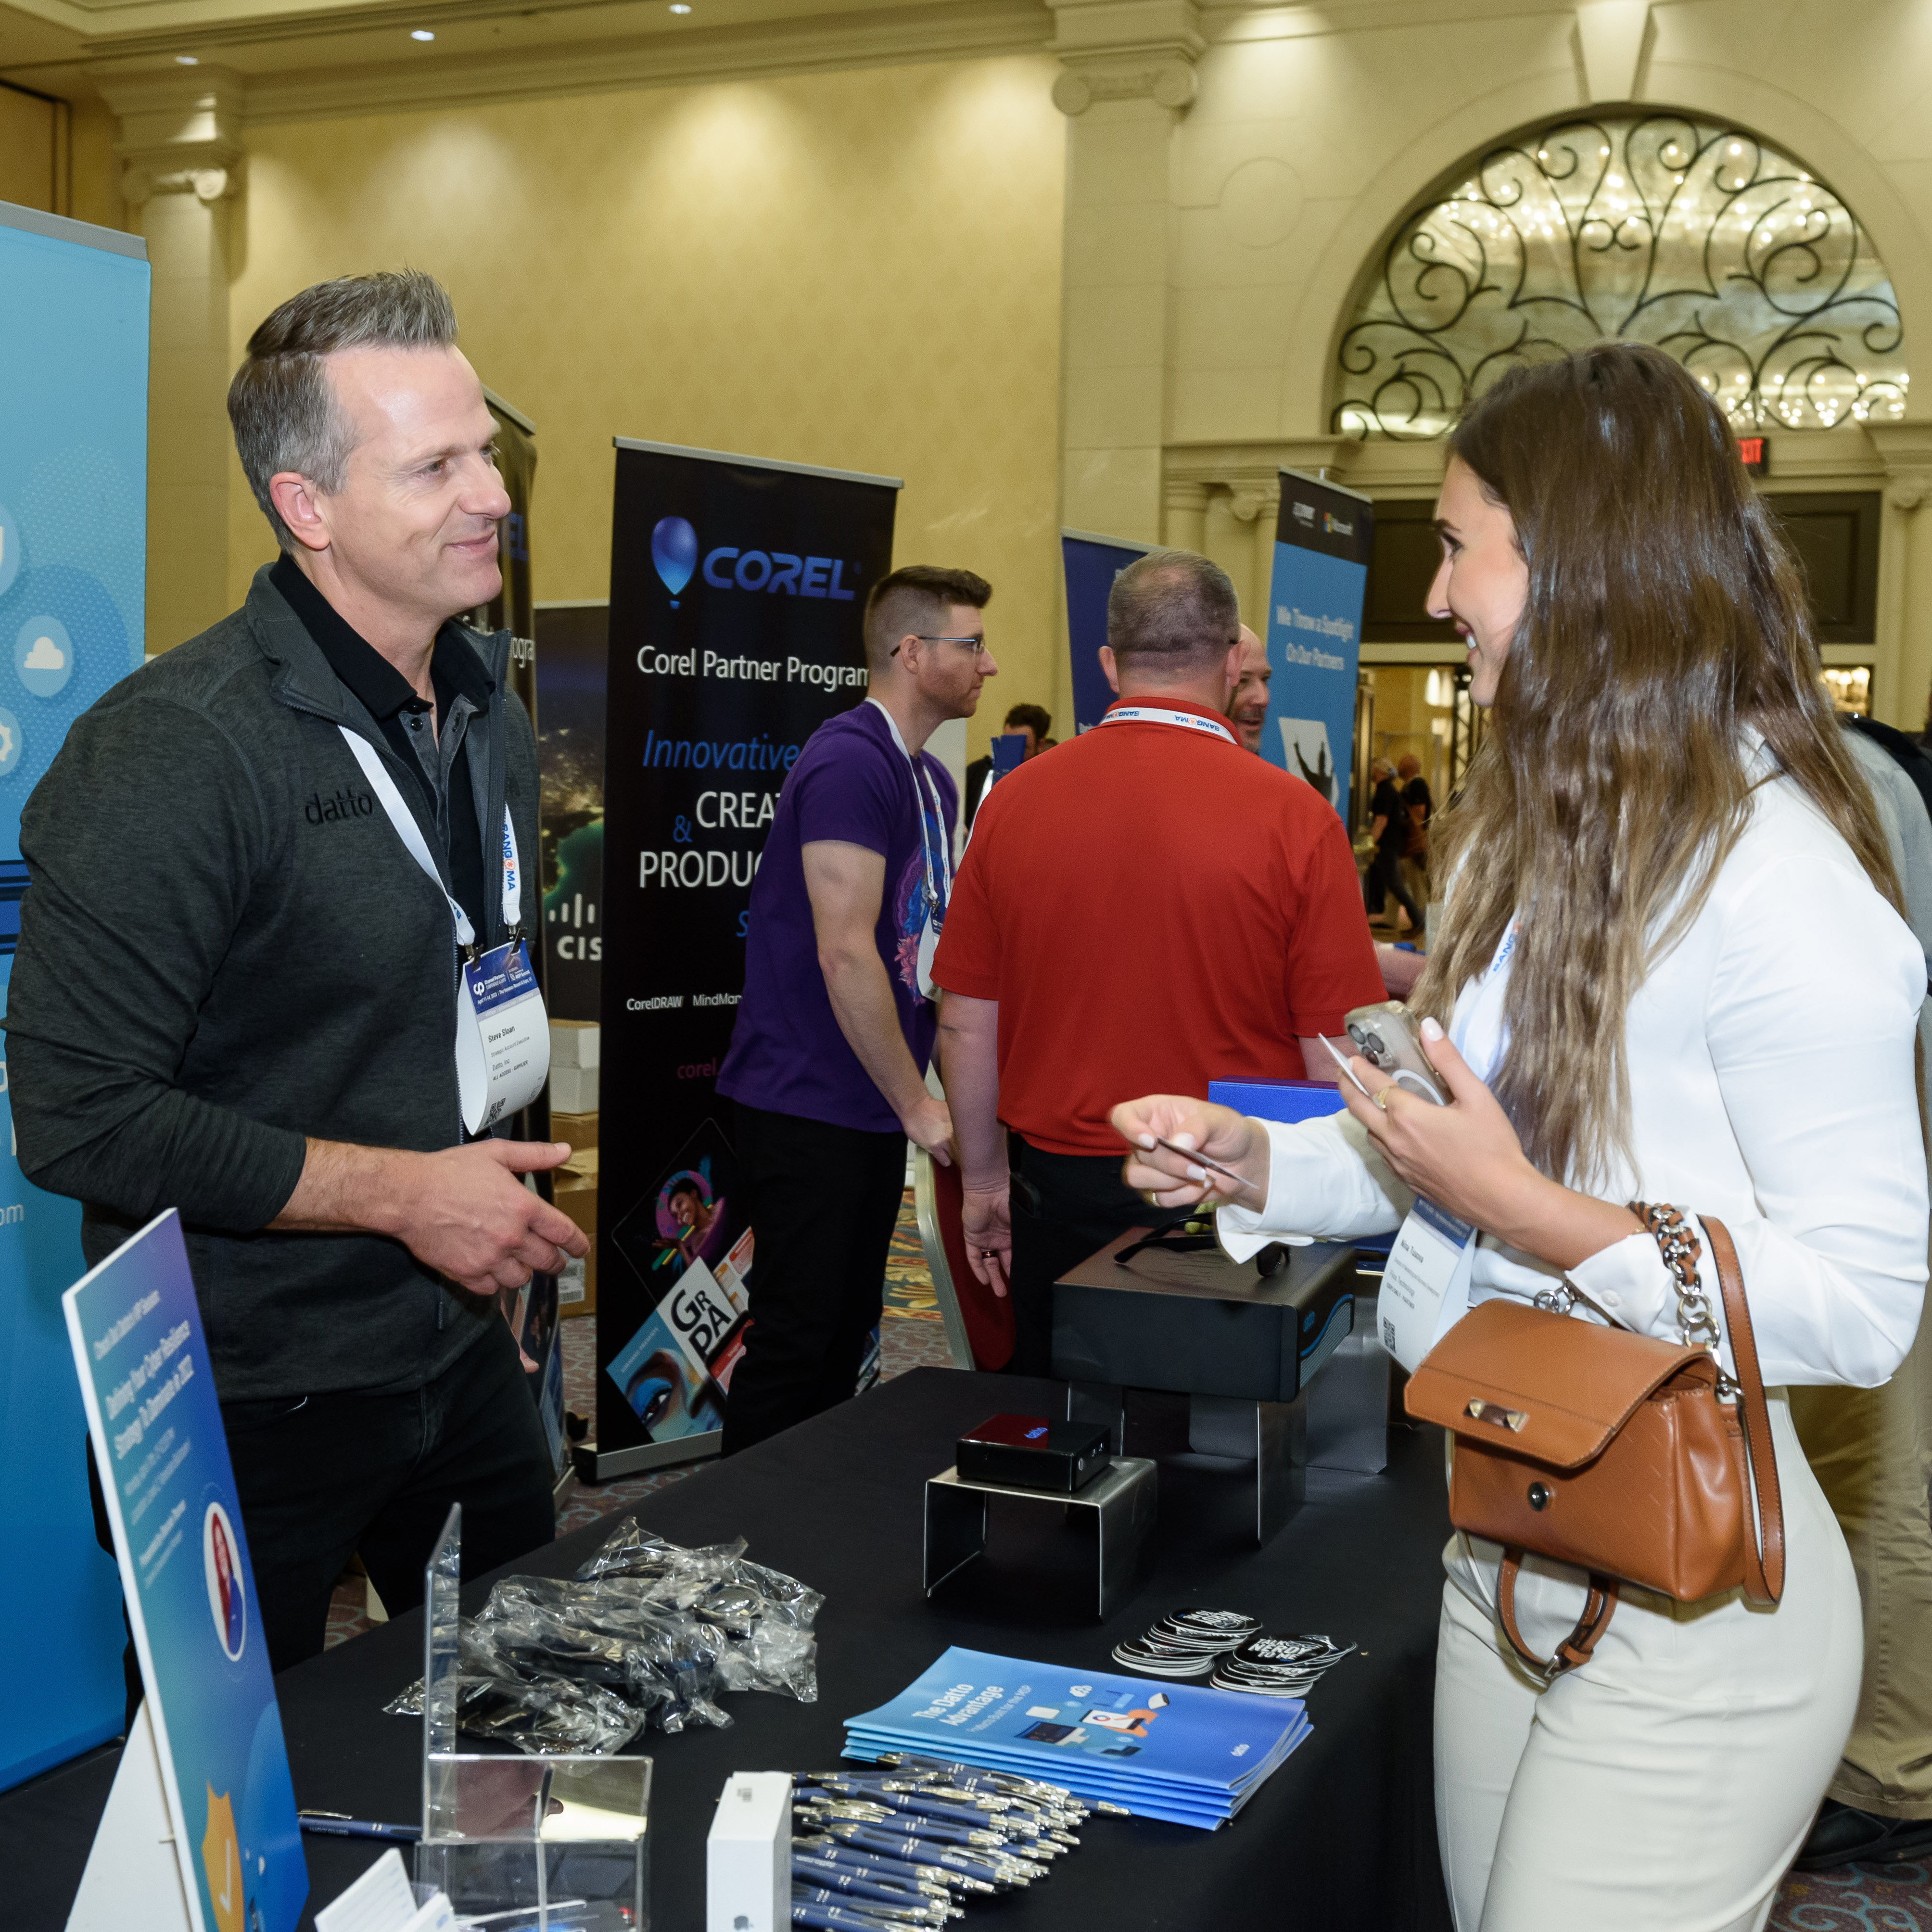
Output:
[1229, 480, 1279, 634]
[1161, 477, 1207, 551]
[97, 64, 244, 654]
[1868, 424, 1932, 730]
[1050, 0, 1200, 547]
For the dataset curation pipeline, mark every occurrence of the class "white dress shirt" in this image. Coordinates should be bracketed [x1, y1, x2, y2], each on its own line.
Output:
[1219, 760, 1930, 1390]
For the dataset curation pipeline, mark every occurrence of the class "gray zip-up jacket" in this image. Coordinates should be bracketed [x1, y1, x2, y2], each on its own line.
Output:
[4, 565, 540, 1400]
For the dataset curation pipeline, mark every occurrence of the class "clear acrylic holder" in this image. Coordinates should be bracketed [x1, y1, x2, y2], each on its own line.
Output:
[415, 1504, 651, 1931]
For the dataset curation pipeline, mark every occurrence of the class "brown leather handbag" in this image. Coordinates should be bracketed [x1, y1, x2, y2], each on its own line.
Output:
[1403, 1210, 1785, 1678]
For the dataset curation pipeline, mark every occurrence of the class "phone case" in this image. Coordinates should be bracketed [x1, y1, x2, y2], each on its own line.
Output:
[1344, 1001, 1449, 1106]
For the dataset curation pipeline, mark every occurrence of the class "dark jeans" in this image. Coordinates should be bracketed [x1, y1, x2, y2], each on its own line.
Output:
[1006, 1133, 1149, 1380]
[1370, 849, 1424, 932]
[722, 1100, 907, 1456]
[219, 1318, 555, 1673]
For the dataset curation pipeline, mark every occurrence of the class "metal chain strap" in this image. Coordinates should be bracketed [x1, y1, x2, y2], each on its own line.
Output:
[1628, 1200, 1724, 1354]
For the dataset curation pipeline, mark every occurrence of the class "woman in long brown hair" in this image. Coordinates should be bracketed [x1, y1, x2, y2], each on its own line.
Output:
[1113, 341, 1929, 1929]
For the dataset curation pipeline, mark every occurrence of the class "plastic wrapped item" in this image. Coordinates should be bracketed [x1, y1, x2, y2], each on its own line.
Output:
[573, 1520, 822, 1703]
[385, 1519, 820, 1755]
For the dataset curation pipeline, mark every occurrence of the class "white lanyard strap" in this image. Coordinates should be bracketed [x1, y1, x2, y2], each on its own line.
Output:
[1093, 703, 1237, 745]
[866, 699, 953, 915]
[340, 726, 521, 953]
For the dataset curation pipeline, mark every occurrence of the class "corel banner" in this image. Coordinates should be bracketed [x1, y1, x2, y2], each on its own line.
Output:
[1262, 470, 1373, 817]
[1059, 528, 1152, 735]
[593, 439, 899, 1474]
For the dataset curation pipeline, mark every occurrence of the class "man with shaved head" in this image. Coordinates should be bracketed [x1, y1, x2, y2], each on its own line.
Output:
[933, 549, 1382, 1375]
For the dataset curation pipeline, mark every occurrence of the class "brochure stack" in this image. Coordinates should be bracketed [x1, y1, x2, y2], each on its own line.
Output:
[842, 1646, 1310, 1829]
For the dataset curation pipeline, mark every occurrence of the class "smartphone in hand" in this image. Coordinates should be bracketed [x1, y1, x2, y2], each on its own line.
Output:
[1343, 1001, 1449, 1106]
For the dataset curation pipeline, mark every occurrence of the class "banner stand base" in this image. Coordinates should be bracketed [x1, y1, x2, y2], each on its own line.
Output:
[572, 1430, 721, 1484]
[66, 1701, 191, 1932]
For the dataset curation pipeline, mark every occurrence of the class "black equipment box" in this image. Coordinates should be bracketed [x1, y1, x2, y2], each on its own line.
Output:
[955, 1413, 1112, 1494]
[1052, 1232, 1358, 1402]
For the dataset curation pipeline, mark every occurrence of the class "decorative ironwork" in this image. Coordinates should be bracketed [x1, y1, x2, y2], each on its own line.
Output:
[1334, 114, 1907, 441]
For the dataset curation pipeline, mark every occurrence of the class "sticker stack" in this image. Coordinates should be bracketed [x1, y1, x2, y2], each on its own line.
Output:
[1112, 1608, 1259, 1679]
[1210, 1633, 1356, 1699]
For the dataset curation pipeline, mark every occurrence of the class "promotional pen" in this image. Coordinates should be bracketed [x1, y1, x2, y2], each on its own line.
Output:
[794, 1834, 962, 1897]
[297, 1810, 422, 1843]
[791, 1900, 898, 1932]
[789, 1854, 953, 1919]
[793, 1886, 941, 1928]
[807, 1831, 1004, 1893]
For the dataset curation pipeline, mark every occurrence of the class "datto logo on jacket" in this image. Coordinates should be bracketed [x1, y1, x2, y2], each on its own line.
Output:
[304, 786, 375, 826]
[650, 514, 858, 602]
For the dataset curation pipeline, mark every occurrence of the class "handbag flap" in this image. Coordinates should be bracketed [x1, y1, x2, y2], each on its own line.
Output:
[1403, 1298, 1716, 1469]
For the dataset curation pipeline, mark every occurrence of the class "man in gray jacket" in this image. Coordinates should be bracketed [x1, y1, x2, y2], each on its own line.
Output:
[6, 270, 587, 1671]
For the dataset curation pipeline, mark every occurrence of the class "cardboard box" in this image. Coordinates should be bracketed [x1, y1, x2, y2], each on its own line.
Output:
[550, 1019, 600, 1069]
[549, 1063, 599, 1114]
[552, 1109, 598, 1154]
[555, 1176, 597, 1319]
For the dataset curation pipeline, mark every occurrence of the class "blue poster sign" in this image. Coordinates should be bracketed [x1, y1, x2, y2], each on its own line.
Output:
[1261, 471, 1373, 817]
[64, 1211, 307, 1932]
[1059, 528, 1152, 735]
[0, 201, 151, 1791]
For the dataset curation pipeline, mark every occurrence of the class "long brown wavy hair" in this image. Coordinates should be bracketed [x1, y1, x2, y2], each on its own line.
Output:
[1412, 342, 1902, 1187]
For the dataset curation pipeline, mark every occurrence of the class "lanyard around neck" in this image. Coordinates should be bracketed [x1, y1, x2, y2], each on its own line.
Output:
[338, 726, 522, 953]
[1093, 703, 1237, 746]
[865, 699, 952, 915]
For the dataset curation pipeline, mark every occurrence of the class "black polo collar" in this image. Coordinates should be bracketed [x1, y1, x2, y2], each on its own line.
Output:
[269, 555, 494, 720]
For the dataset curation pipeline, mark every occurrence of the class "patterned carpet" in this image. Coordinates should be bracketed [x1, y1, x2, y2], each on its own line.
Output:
[316, 1194, 1929, 1923]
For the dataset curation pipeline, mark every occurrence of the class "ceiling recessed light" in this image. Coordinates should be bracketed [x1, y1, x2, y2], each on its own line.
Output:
[175, 53, 199, 64]
[669, 4, 691, 12]
[410, 27, 435, 39]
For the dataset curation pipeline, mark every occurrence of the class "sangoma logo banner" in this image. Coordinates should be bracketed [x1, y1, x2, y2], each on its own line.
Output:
[595, 439, 899, 1463]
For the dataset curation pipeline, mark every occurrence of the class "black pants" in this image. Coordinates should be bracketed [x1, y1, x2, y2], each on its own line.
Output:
[722, 1100, 906, 1456]
[1370, 849, 1424, 932]
[1006, 1134, 1148, 1379]
[218, 1318, 555, 1673]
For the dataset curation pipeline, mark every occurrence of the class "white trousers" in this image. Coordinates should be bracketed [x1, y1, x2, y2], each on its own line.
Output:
[1434, 1397, 1863, 1932]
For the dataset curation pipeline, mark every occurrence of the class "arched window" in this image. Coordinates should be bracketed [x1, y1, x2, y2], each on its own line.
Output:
[1333, 113, 1906, 440]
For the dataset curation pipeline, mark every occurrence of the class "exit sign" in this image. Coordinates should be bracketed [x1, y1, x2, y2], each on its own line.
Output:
[1737, 436, 1769, 475]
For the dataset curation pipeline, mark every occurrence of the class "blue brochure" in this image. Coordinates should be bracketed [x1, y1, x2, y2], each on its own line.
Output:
[843, 1647, 1309, 1828]
[64, 1210, 307, 1932]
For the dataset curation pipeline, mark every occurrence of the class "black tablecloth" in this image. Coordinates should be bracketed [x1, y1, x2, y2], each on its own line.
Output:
[8, 1368, 1454, 1931]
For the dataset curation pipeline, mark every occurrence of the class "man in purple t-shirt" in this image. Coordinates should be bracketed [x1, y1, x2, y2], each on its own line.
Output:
[717, 565, 995, 1452]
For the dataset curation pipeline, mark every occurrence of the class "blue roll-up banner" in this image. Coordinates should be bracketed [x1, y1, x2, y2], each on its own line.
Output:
[590, 440, 899, 1477]
[1059, 528, 1152, 735]
[1261, 470, 1373, 815]
[0, 202, 150, 1791]
[64, 1212, 306, 1932]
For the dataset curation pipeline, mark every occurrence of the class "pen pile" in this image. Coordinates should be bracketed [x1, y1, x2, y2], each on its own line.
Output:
[788, 1754, 1112, 1932]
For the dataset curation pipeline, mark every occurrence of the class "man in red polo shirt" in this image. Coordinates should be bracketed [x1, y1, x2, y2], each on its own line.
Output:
[931, 549, 1382, 1375]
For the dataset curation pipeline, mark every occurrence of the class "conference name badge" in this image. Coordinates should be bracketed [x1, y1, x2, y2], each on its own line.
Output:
[455, 938, 550, 1134]
[1377, 1195, 1477, 1373]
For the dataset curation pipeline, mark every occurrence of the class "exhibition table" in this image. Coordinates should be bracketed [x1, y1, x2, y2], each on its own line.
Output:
[6, 1367, 1454, 1932]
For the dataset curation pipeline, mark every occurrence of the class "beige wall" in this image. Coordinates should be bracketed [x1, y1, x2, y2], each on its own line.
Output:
[226, 54, 1069, 754]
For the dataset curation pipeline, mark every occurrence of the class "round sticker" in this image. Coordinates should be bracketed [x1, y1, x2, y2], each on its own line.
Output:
[14, 616, 73, 699]
[0, 705, 21, 777]
[203, 1501, 248, 1661]
[0, 500, 18, 600]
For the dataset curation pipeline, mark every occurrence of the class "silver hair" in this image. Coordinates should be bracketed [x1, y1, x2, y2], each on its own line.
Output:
[227, 269, 458, 550]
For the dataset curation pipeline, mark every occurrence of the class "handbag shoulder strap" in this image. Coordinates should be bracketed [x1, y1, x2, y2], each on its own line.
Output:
[1699, 1214, 1785, 1605]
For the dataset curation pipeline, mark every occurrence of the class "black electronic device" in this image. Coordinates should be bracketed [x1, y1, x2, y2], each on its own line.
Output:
[955, 1413, 1112, 1495]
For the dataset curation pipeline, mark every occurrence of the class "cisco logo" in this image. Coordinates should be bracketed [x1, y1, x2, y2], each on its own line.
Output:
[651, 515, 858, 604]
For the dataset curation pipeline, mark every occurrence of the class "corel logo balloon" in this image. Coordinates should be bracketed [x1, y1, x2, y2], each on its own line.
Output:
[651, 516, 698, 606]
